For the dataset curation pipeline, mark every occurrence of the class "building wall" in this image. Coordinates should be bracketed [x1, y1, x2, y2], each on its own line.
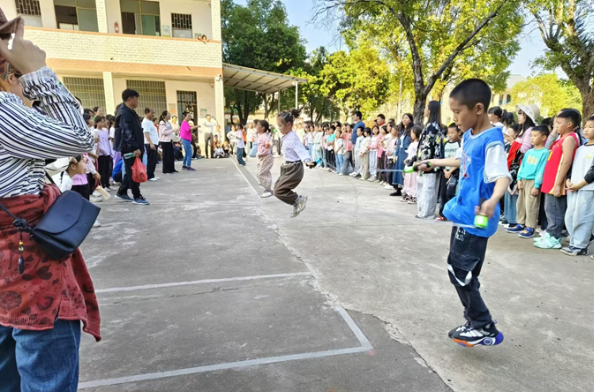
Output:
[24, 28, 222, 70]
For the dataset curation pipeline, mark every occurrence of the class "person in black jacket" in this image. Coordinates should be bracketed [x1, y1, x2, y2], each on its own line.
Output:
[113, 89, 149, 205]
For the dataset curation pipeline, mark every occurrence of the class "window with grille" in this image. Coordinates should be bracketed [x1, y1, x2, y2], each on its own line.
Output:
[16, 0, 42, 27]
[126, 80, 167, 116]
[171, 13, 192, 38]
[176, 91, 197, 121]
[16, 0, 41, 15]
[63, 77, 106, 110]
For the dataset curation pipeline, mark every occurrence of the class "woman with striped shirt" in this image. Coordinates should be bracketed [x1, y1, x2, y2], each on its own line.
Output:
[0, 16, 100, 392]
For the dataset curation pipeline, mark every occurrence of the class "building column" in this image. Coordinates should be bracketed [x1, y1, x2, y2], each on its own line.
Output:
[103, 72, 116, 115]
[95, 0, 109, 33]
[214, 77, 225, 125]
[211, 0, 222, 41]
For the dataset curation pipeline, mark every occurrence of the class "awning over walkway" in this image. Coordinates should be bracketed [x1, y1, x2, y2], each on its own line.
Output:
[223, 63, 307, 94]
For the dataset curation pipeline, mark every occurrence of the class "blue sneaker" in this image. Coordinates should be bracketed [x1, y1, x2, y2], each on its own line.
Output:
[115, 194, 133, 202]
[518, 228, 535, 238]
[506, 224, 523, 233]
[133, 196, 150, 205]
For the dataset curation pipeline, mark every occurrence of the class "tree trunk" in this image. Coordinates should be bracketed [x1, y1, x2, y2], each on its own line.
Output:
[412, 93, 427, 126]
[583, 91, 594, 119]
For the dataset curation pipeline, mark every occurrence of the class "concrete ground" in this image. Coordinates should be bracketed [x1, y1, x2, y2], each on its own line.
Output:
[79, 156, 594, 392]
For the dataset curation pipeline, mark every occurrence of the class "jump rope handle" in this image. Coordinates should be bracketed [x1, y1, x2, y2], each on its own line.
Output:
[474, 198, 488, 229]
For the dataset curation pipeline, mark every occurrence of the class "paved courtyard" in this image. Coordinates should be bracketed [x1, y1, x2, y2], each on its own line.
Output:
[79, 157, 594, 392]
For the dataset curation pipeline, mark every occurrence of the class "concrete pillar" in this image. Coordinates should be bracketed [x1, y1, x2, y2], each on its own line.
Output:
[214, 77, 225, 125]
[103, 72, 116, 115]
[95, 0, 109, 33]
[211, 0, 222, 41]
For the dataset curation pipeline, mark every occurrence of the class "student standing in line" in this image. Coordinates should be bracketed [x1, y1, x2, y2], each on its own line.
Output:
[359, 128, 371, 181]
[367, 126, 380, 182]
[341, 124, 353, 175]
[335, 128, 345, 174]
[233, 124, 247, 166]
[256, 120, 274, 198]
[384, 124, 399, 189]
[350, 127, 364, 178]
[326, 126, 336, 172]
[307, 124, 315, 160]
[403, 126, 422, 204]
[424, 79, 510, 347]
[390, 114, 414, 197]
[273, 109, 315, 217]
[436, 123, 462, 219]
[535, 109, 580, 249]
[313, 125, 323, 164]
[507, 126, 550, 238]
[95, 116, 113, 190]
[564, 116, 594, 256]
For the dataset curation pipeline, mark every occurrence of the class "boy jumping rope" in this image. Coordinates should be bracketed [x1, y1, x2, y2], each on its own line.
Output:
[421, 79, 511, 347]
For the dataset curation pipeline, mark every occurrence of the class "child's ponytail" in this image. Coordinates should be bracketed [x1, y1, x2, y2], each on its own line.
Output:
[259, 119, 271, 134]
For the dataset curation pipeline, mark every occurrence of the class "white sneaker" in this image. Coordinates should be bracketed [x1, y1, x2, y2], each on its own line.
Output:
[384, 184, 393, 190]
[90, 195, 103, 203]
[93, 219, 101, 228]
[290, 195, 308, 218]
[261, 190, 273, 198]
[149, 177, 160, 182]
[338, 173, 344, 176]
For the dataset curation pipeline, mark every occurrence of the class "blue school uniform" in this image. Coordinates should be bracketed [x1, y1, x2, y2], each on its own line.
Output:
[443, 127, 505, 238]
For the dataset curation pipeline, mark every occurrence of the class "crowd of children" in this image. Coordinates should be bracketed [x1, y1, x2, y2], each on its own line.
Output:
[290, 100, 594, 259]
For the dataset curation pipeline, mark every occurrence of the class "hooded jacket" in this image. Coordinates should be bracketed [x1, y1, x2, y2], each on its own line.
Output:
[113, 104, 144, 154]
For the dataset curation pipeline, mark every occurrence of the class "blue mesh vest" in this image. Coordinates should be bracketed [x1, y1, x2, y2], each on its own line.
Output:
[443, 127, 505, 238]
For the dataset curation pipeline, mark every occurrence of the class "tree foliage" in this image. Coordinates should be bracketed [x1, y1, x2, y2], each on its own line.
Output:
[528, 0, 594, 118]
[319, 44, 391, 117]
[221, 0, 307, 123]
[510, 73, 583, 118]
[317, 0, 523, 123]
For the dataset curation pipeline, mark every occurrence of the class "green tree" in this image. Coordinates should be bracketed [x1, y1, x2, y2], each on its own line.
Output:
[510, 73, 583, 118]
[317, 0, 523, 124]
[319, 44, 391, 117]
[529, 0, 594, 119]
[221, 0, 307, 123]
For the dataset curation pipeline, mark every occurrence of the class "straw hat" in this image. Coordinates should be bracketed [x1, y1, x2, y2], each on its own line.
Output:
[0, 8, 20, 38]
[516, 104, 541, 125]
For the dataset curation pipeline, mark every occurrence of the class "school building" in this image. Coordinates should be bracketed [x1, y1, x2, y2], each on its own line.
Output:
[2, 0, 306, 130]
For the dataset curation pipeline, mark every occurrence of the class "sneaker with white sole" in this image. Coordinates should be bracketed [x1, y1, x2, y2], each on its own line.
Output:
[560, 246, 588, 256]
[149, 177, 160, 182]
[261, 190, 273, 198]
[92, 219, 101, 228]
[451, 322, 504, 347]
[534, 235, 562, 249]
[133, 196, 150, 205]
[115, 194, 133, 202]
[290, 195, 308, 218]
[448, 321, 471, 338]
[90, 195, 103, 203]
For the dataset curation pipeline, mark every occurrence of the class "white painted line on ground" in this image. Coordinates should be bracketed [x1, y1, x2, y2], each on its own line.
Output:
[96, 272, 312, 294]
[335, 306, 374, 350]
[230, 158, 263, 201]
[78, 346, 370, 389]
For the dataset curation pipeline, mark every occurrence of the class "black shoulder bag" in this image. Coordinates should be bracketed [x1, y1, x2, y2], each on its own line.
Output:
[0, 178, 100, 273]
